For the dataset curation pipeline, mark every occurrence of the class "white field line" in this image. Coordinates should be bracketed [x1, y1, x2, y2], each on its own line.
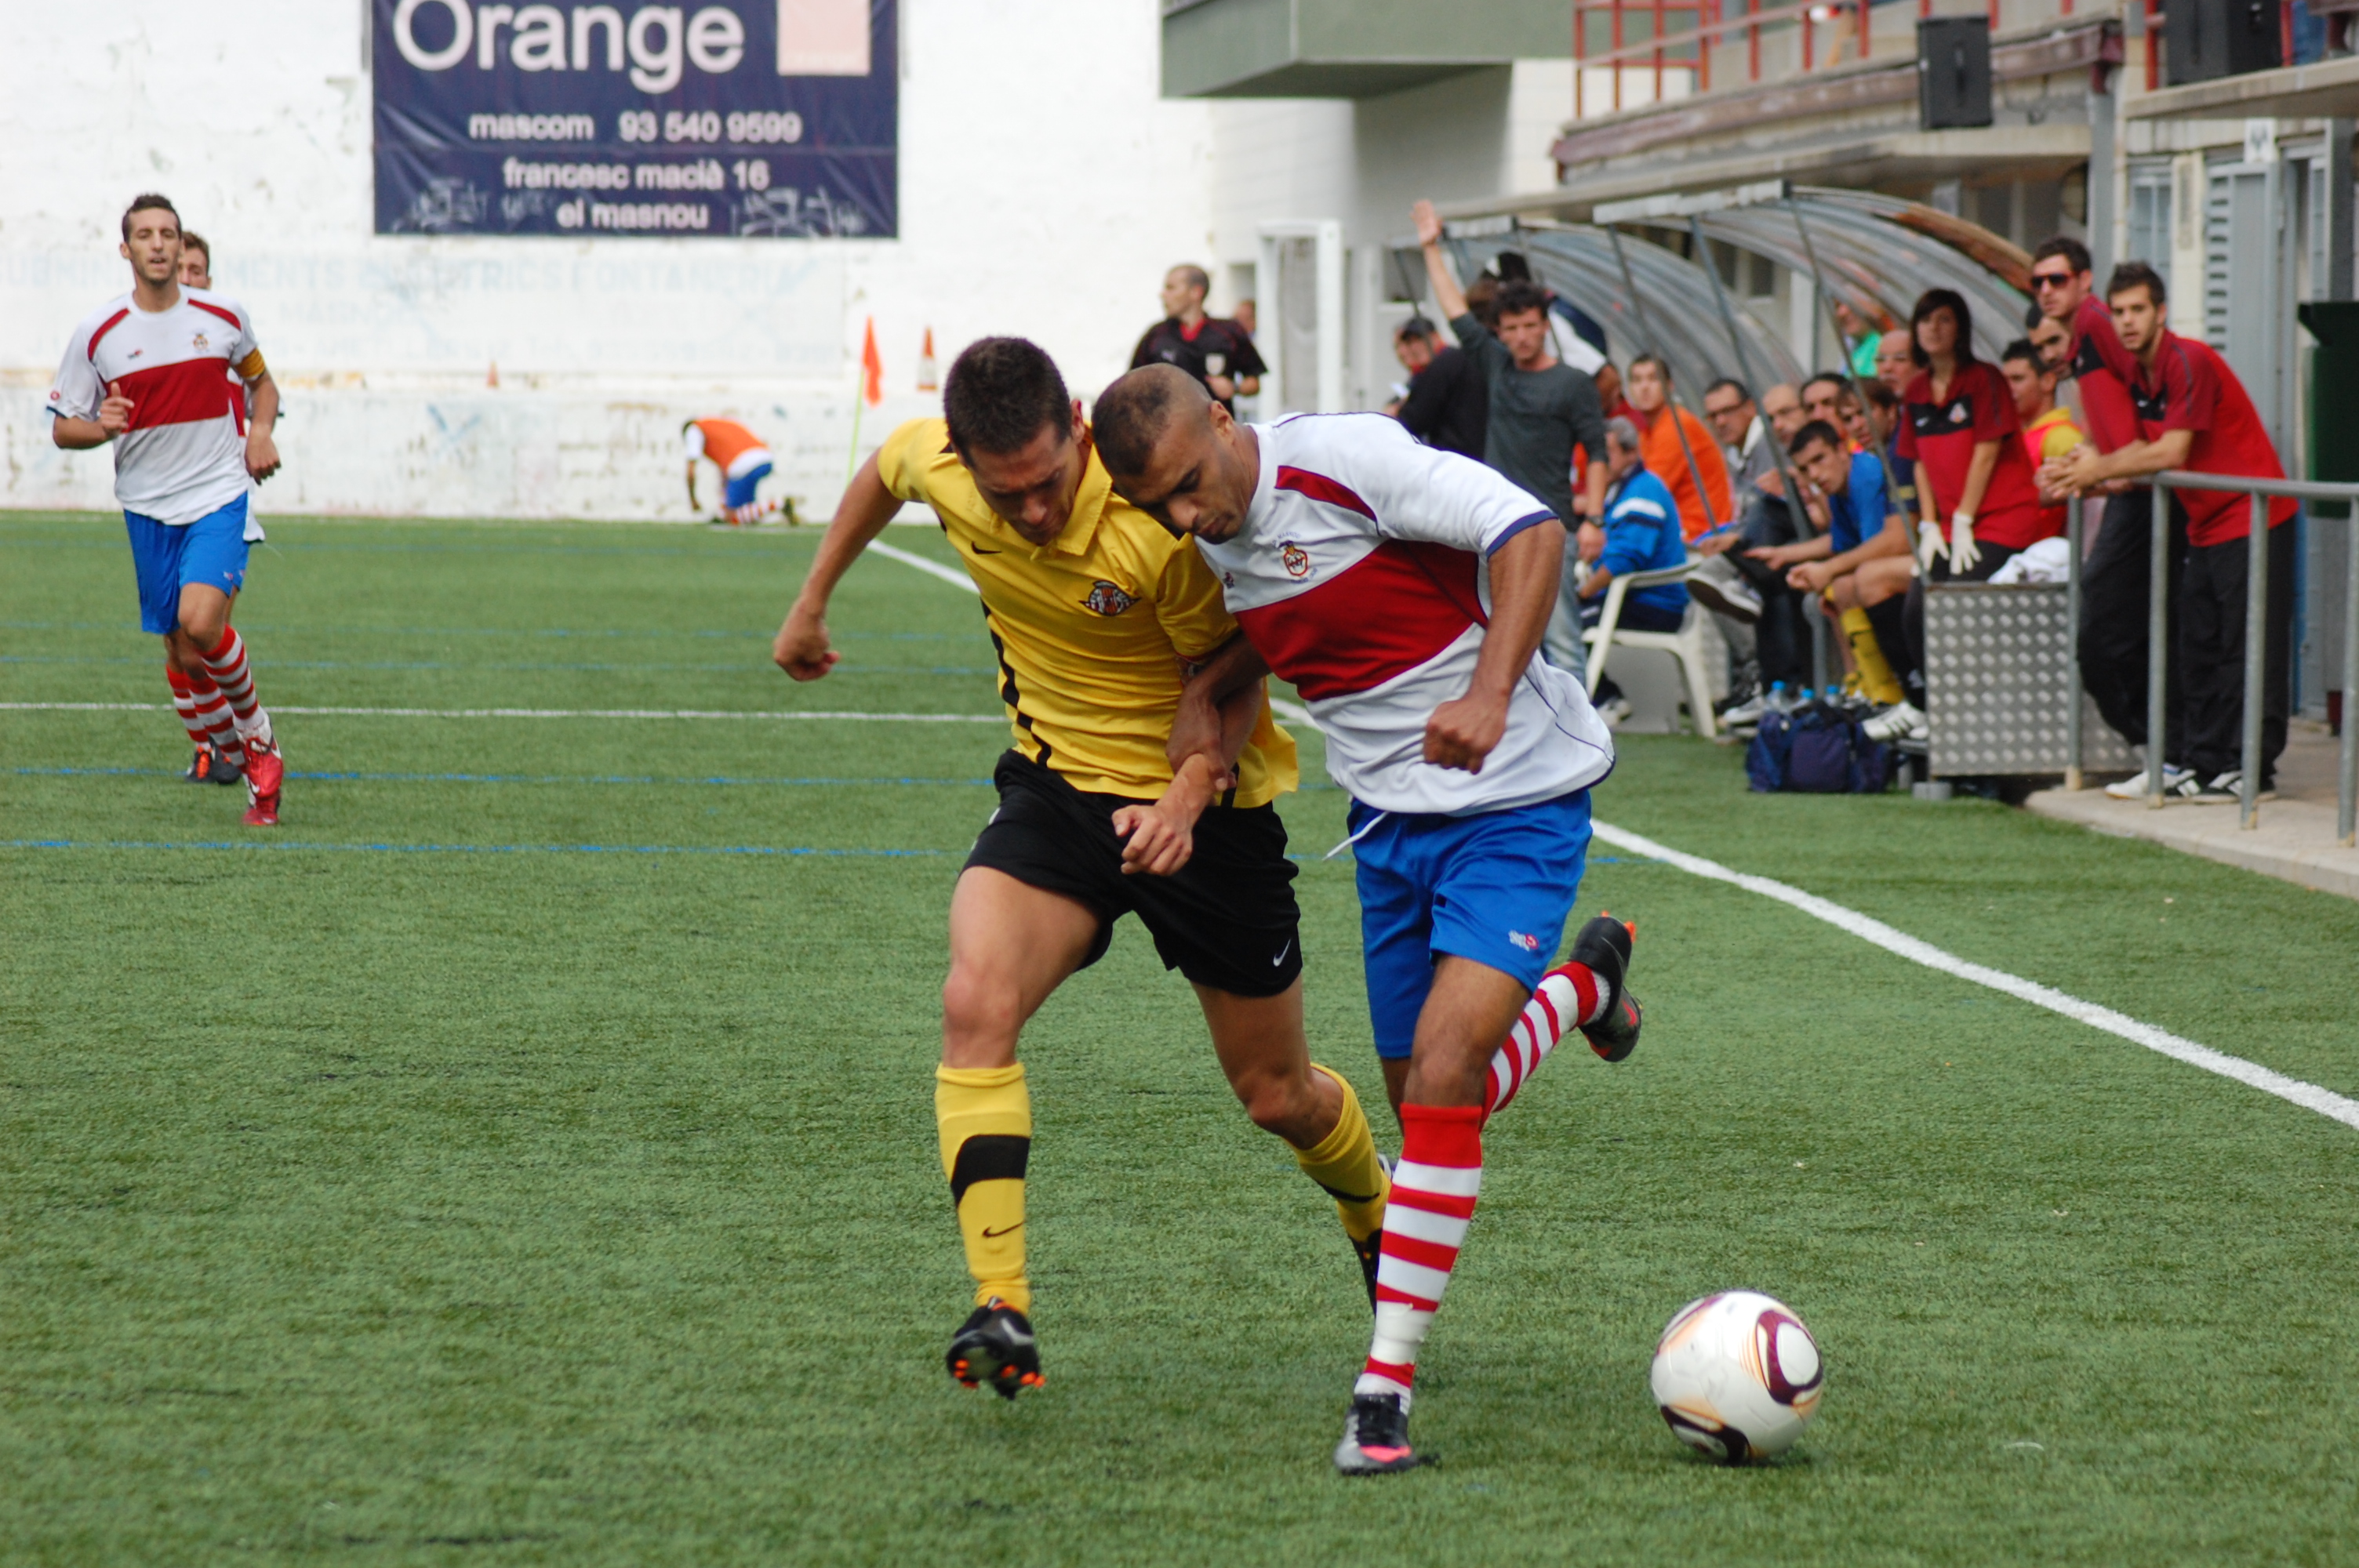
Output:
[864, 539, 978, 592]
[1592, 820, 2359, 1133]
[2, 702, 1005, 724]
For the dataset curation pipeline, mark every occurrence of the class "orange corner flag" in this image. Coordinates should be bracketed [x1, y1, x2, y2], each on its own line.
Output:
[860, 318, 884, 407]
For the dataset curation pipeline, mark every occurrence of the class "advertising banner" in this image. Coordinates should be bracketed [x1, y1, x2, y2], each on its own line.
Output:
[373, 0, 896, 238]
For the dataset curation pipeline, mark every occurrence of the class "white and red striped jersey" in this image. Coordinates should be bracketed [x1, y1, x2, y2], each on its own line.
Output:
[1196, 414, 1615, 816]
[48, 288, 264, 526]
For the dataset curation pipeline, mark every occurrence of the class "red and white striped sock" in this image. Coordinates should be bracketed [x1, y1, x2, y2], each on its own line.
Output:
[200, 628, 270, 746]
[164, 668, 211, 747]
[166, 666, 242, 752]
[1484, 960, 1612, 1118]
[1357, 1103, 1483, 1410]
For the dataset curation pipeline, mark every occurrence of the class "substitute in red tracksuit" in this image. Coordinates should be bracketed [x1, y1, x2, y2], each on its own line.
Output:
[2030, 236, 2189, 775]
[2055, 263, 2295, 800]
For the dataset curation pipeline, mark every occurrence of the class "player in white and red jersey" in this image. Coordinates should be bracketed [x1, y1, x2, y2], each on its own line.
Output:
[683, 417, 778, 525]
[1098, 364, 1646, 1475]
[49, 194, 286, 824]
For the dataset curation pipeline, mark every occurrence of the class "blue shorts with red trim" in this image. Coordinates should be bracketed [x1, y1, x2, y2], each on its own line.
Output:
[724, 462, 772, 510]
[125, 494, 251, 634]
[1350, 789, 1592, 1059]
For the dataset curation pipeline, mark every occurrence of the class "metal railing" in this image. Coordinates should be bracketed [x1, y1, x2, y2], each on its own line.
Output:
[2063, 474, 2358, 845]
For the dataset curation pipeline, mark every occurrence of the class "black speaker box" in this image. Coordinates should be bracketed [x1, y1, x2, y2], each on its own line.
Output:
[2167, 0, 2283, 85]
[1917, 18, 1993, 130]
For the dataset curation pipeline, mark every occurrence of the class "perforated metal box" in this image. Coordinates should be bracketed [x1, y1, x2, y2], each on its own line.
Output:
[1925, 583, 2141, 777]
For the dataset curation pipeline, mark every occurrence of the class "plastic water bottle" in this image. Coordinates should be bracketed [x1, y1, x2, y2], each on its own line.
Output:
[1797, 686, 1816, 706]
[1765, 681, 1790, 715]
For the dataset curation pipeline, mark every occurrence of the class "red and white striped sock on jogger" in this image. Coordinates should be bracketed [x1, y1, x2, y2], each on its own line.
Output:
[200, 629, 270, 746]
[164, 668, 211, 747]
[165, 666, 242, 752]
[1484, 960, 1611, 1117]
[1356, 1103, 1482, 1410]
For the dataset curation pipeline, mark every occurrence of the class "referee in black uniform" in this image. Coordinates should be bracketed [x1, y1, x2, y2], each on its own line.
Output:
[1131, 264, 1267, 415]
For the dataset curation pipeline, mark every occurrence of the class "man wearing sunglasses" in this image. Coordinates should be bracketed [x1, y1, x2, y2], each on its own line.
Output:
[2030, 236, 2182, 791]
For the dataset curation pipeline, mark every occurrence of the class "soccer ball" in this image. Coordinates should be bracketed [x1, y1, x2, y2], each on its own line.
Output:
[1648, 1290, 1824, 1464]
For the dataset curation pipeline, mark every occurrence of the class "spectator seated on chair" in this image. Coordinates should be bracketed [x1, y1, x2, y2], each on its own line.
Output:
[1753, 420, 1920, 730]
[1573, 417, 1692, 720]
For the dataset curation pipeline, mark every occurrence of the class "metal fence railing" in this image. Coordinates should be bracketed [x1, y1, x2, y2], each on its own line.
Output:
[2063, 474, 2359, 845]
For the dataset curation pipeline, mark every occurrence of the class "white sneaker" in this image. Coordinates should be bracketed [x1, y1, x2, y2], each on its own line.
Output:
[2105, 765, 2194, 800]
[1720, 691, 1770, 729]
[1861, 701, 1927, 742]
[1688, 557, 1763, 625]
[1597, 695, 1633, 728]
[2186, 771, 2275, 805]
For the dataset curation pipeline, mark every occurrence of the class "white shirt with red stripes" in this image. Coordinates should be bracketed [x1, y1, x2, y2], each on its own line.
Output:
[1195, 413, 1615, 817]
[48, 288, 263, 527]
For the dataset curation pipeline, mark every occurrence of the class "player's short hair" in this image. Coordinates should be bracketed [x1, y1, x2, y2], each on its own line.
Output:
[2106, 261, 2168, 307]
[1789, 419, 1845, 457]
[1908, 289, 1975, 367]
[1092, 365, 1209, 477]
[180, 230, 209, 266]
[1704, 376, 1751, 405]
[2033, 235, 2092, 276]
[2000, 337, 2044, 370]
[1493, 279, 1550, 321]
[1167, 263, 1209, 297]
[122, 192, 180, 241]
[1602, 414, 1641, 452]
[1629, 353, 1670, 383]
[1801, 372, 1848, 405]
[1396, 315, 1438, 343]
[943, 337, 1073, 459]
[1857, 378, 1898, 414]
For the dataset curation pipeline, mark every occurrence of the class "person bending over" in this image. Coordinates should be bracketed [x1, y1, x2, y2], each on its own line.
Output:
[1094, 363, 1644, 1478]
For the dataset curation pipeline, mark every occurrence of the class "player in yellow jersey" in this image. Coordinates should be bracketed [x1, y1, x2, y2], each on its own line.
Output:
[772, 338, 1390, 1400]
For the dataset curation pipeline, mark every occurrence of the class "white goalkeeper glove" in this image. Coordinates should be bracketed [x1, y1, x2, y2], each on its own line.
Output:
[1949, 510, 1980, 574]
[1916, 521, 1946, 572]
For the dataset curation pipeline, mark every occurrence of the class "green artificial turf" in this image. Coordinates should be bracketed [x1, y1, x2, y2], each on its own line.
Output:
[3, 510, 2356, 1566]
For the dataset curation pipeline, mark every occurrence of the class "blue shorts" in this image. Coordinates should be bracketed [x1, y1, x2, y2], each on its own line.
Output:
[1351, 789, 1593, 1059]
[724, 462, 772, 510]
[125, 495, 252, 635]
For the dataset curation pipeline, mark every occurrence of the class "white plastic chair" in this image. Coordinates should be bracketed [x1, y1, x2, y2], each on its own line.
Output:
[1581, 556, 1718, 739]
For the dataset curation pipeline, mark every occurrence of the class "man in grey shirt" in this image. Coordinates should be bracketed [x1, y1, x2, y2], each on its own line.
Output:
[1414, 199, 1607, 677]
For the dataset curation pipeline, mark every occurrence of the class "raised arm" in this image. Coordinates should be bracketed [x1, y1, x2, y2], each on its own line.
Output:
[1413, 201, 1470, 326]
[1424, 521, 1563, 774]
[773, 451, 905, 681]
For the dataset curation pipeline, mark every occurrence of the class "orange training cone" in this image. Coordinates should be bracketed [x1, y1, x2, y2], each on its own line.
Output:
[860, 318, 884, 407]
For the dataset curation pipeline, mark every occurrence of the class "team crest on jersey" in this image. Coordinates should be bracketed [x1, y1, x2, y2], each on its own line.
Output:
[1081, 580, 1136, 616]
[191, 332, 209, 352]
[1281, 542, 1311, 579]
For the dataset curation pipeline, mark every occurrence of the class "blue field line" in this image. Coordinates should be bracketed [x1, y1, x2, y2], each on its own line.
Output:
[1, 619, 957, 642]
[14, 765, 995, 788]
[2, 834, 1652, 868]
[0, 655, 991, 677]
[0, 534, 813, 562]
[3, 837, 953, 858]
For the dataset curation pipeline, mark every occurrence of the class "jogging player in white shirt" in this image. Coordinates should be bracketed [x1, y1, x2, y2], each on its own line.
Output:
[49, 194, 286, 825]
[1096, 364, 1646, 1476]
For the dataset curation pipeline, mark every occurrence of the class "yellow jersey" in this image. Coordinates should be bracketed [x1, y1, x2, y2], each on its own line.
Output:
[874, 418, 1296, 806]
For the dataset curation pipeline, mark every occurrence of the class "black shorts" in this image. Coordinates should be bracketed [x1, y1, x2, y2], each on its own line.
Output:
[964, 750, 1303, 998]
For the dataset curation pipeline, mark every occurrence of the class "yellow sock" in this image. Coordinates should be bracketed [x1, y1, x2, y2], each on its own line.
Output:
[1295, 1064, 1389, 1243]
[1841, 604, 1905, 705]
[936, 1064, 1032, 1316]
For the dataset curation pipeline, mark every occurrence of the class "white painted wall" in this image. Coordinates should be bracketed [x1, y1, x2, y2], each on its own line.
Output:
[2, 1, 1215, 521]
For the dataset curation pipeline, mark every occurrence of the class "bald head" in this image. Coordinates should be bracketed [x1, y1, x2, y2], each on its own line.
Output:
[1095, 364, 1258, 542]
[1094, 364, 1209, 477]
